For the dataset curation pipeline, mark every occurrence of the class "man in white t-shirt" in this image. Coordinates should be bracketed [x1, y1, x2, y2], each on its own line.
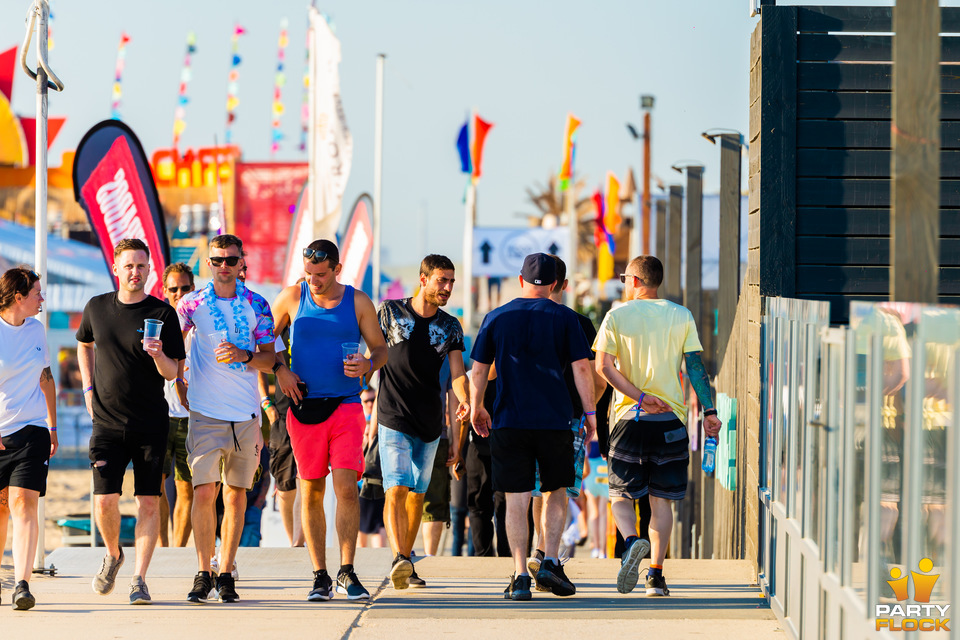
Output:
[176, 235, 276, 604]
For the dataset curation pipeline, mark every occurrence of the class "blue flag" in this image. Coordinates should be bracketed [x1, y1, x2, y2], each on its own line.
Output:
[456, 121, 472, 174]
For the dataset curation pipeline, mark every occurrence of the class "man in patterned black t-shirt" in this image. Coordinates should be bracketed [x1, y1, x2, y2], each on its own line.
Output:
[376, 254, 470, 589]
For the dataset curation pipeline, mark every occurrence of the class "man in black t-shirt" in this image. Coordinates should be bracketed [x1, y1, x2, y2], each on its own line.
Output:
[77, 239, 186, 604]
[377, 254, 470, 590]
[470, 253, 596, 602]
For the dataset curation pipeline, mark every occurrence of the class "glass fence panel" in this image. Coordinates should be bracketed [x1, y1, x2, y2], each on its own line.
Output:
[778, 317, 792, 506]
[915, 306, 959, 605]
[851, 302, 914, 604]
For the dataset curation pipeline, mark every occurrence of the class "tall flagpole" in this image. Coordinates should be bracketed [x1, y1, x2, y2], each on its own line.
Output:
[463, 174, 476, 332]
[373, 53, 385, 304]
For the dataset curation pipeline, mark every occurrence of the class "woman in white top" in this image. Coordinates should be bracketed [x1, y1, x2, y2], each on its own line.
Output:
[0, 267, 58, 610]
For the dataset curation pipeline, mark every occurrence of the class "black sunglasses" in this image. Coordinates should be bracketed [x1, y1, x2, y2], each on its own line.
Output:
[210, 256, 241, 267]
[303, 247, 332, 264]
[619, 273, 642, 284]
[166, 285, 193, 293]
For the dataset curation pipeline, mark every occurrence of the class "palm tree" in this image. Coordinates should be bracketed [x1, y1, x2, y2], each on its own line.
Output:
[523, 173, 600, 273]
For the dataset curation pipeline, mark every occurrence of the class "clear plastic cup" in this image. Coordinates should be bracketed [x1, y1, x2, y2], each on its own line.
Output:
[143, 319, 163, 351]
[210, 330, 230, 363]
[341, 342, 360, 363]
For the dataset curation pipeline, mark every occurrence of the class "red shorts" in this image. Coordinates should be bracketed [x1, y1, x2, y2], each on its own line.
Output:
[286, 402, 365, 481]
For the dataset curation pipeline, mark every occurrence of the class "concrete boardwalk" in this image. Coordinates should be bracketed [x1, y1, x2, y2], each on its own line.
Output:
[1, 548, 783, 639]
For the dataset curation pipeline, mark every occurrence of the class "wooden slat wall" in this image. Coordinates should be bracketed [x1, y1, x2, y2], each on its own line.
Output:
[794, 5, 960, 322]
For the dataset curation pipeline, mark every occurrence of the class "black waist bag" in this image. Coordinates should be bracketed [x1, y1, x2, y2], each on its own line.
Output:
[291, 396, 347, 425]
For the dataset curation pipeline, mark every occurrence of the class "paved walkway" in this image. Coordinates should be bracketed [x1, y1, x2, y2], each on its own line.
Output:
[0, 548, 783, 639]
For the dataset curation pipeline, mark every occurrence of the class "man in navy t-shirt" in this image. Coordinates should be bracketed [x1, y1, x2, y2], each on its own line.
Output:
[470, 253, 597, 601]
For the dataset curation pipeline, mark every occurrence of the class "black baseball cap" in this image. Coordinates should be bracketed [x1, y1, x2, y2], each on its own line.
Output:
[520, 253, 556, 286]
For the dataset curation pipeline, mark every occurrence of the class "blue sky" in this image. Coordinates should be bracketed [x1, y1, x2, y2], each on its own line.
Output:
[0, 1, 880, 267]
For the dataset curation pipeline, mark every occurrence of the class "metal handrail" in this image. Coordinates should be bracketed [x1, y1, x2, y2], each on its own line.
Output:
[19, 0, 63, 92]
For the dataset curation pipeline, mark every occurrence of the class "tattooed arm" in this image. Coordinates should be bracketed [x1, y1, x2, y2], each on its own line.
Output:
[39, 366, 58, 456]
[683, 351, 722, 438]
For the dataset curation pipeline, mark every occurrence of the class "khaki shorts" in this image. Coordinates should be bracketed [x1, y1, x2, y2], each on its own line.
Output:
[187, 411, 262, 490]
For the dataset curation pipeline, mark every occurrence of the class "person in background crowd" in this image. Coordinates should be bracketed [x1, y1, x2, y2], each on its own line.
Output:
[161, 262, 195, 547]
[357, 386, 387, 549]
[0, 267, 58, 610]
[78, 240, 186, 604]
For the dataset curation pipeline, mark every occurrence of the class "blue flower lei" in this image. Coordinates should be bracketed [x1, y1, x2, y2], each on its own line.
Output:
[204, 279, 252, 372]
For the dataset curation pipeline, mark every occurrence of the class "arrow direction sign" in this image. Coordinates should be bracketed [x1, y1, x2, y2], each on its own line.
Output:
[472, 227, 569, 277]
[480, 240, 493, 264]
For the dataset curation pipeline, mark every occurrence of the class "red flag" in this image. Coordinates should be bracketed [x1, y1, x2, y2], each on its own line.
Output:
[471, 115, 493, 181]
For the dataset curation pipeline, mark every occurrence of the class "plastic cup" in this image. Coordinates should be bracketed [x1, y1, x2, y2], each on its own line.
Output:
[143, 319, 163, 351]
[341, 342, 360, 363]
[210, 330, 230, 363]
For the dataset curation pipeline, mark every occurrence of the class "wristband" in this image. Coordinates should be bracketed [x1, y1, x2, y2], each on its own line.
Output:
[637, 392, 646, 405]
[584, 411, 596, 416]
[272, 361, 284, 374]
[704, 408, 718, 417]
[175, 378, 187, 386]
[243, 349, 254, 364]
[83, 386, 93, 394]
[49, 427, 57, 432]
[261, 401, 275, 410]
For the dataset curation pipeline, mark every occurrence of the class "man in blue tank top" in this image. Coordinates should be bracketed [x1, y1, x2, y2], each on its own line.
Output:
[271, 239, 388, 602]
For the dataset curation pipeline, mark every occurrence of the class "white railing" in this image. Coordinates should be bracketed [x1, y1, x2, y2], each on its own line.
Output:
[759, 297, 958, 640]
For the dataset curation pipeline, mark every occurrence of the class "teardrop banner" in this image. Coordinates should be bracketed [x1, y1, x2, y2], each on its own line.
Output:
[72, 120, 170, 300]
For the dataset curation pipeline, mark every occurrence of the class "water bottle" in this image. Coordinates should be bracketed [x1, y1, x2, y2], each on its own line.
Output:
[702, 436, 717, 474]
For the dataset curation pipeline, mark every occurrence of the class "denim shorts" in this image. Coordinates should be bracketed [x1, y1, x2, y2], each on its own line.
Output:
[378, 424, 440, 493]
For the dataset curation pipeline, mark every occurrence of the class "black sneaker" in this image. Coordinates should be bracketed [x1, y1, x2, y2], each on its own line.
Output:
[536, 558, 576, 597]
[187, 571, 216, 604]
[12, 581, 35, 611]
[504, 573, 532, 601]
[408, 567, 426, 587]
[216, 573, 240, 603]
[308, 570, 333, 601]
[336, 569, 370, 600]
[389, 553, 413, 590]
[616, 537, 650, 594]
[645, 571, 670, 596]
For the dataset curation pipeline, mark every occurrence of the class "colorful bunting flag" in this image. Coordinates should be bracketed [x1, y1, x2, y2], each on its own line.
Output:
[593, 190, 606, 247]
[604, 171, 622, 252]
[225, 24, 245, 145]
[111, 33, 131, 120]
[471, 114, 493, 183]
[172, 32, 197, 150]
[559, 113, 581, 191]
[271, 19, 289, 157]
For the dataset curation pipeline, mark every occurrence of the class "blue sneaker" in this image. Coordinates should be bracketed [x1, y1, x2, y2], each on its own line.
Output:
[616, 537, 650, 594]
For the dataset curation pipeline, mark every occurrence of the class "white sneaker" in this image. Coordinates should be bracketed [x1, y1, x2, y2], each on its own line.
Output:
[210, 554, 239, 580]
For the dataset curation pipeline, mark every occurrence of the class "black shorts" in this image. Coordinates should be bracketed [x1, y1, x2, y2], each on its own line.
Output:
[607, 416, 689, 501]
[359, 495, 385, 534]
[0, 425, 51, 496]
[89, 425, 167, 496]
[491, 427, 574, 494]
[269, 415, 298, 492]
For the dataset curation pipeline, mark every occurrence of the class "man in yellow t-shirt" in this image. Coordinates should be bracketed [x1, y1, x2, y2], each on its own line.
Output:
[594, 255, 722, 598]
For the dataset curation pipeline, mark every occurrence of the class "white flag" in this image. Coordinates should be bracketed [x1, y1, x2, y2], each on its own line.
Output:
[308, 9, 352, 235]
